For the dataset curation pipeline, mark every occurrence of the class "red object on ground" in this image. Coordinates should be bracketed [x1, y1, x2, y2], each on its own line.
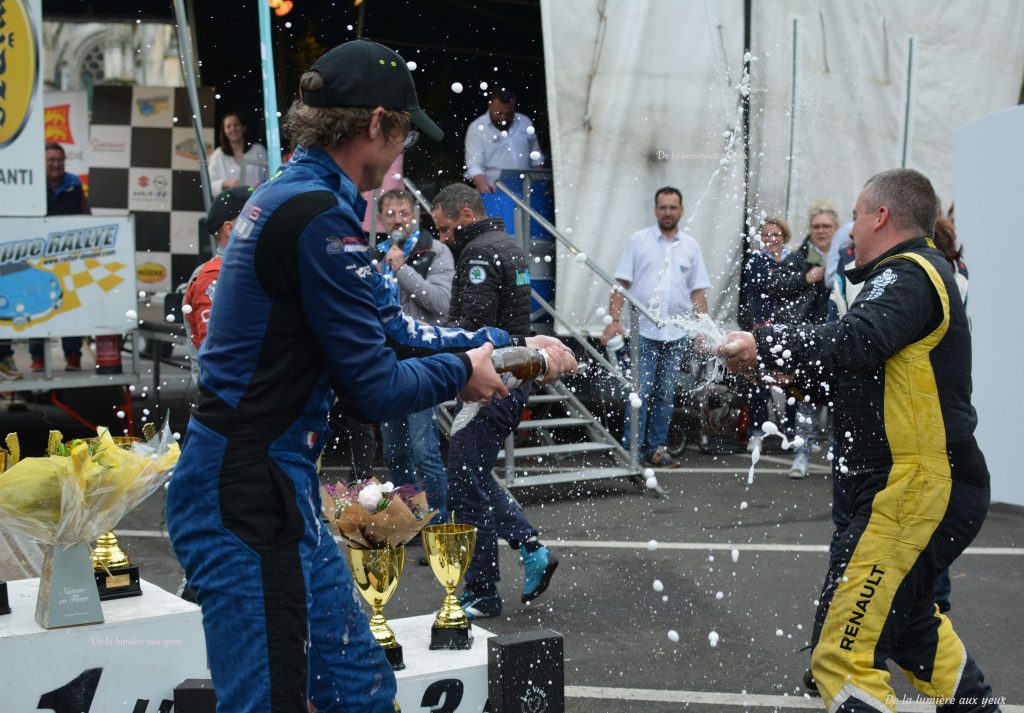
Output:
[95, 334, 123, 374]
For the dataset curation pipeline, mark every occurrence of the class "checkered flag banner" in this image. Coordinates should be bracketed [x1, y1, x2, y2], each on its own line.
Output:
[89, 86, 216, 293]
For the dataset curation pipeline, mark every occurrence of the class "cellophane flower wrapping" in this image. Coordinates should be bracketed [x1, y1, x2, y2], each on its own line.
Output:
[0, 424, 180, 546]
[321, 477, 435, 549]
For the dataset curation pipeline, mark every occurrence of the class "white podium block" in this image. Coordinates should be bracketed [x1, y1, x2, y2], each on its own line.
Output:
[0, 578, 208, 712]
[392, 615, 494, 713]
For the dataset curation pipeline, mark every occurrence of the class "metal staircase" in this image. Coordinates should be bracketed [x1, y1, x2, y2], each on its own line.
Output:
[436, 380, 642, 490]
[398, 177, 672, 494]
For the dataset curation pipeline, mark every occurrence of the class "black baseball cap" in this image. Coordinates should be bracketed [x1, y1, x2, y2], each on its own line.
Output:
[302, 39, 443, 142]
[207, 185, 252, 235]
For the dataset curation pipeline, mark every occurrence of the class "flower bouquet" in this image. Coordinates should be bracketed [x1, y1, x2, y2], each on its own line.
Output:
[322, 478, 435, 670]
[0, 424, 179, 628]
[321, 478, 435, 550]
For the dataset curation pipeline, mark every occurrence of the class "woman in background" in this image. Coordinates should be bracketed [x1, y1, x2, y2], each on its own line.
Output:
[771, 202, 838, 478]
[207, 112, 268, 195]
[744, 217, 791, 454]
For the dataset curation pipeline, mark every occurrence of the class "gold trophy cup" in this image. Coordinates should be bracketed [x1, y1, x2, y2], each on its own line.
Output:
[90, 435, 143, 600]
[347, 544, 406, 670]
[423, 521, 477, 650]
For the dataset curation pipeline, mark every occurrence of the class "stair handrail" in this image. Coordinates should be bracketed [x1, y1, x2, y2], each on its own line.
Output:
[402, 177, 434, 215]
[494, 181, 664, 329]
[529, 289, 629, 389]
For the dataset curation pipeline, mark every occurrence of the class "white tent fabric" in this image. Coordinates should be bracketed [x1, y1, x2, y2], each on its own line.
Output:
[541, 0, 748, 335]
[541, 0, 1024, 336]
[748, 0, 1024, 235]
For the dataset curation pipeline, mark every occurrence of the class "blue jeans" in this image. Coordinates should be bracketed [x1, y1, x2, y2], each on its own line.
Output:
[29, 337, 82, 360]
[623, 336, 689, 458]
[380, 406, 449, 524]
[447, 385, 536, 590]
[794, 402, 819, 455]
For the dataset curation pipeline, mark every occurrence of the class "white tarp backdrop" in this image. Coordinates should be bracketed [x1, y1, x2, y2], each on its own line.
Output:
[748, 0, 1024, 238]
[542, 0, 748, 333]
[542, 0, 1024, 335]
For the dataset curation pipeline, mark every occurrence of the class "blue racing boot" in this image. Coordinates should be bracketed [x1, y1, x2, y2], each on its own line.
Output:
[521, 545, 558, 603]
[459, 587, 502, 619]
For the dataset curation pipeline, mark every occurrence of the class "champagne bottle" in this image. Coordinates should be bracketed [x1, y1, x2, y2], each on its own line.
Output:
[490, 346, 548, 382]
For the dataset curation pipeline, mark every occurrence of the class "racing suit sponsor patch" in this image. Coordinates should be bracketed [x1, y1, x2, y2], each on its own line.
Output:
[864, 268, 897, 301]
[234, 216, 255, 239]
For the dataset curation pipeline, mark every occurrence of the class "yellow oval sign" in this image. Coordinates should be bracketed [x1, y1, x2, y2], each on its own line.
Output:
[0, 0, 41, 148]
[136, 262, 167, 284]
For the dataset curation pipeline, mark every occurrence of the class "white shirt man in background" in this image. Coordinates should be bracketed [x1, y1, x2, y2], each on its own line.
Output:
[464, 88, 544, 193]
[601, 187, 711, 468]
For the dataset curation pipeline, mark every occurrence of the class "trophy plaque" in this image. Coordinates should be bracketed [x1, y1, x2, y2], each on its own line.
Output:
[347, 544, 406, 670]
[423, 521, 477, 650]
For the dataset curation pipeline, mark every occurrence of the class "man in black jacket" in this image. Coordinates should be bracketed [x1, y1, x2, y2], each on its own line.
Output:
[719, 169, 999, 713]
[431, 182, 564, 618]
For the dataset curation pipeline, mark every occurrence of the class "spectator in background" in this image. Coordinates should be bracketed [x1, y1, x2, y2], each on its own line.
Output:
[743, 217, 791, 453]
[0, 342, 21, 381]
[373, 189, 455, 524]
[431, 182, 573, 618]
[601, 186, 711, 468]
[824, 219, 853, 291]
[207, 112, 268, 194]
[361, 156, 404, 237]
[933, 216, 968, 307]
[25, 142, 91, 372]
[464, 88, 543, 193]
[183, 186, 252, 384]
[772, 202, 838, 478]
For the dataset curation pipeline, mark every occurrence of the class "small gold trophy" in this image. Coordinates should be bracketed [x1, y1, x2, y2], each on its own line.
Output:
[423, 520, 477, 650]
[347, 544, 406, 670]
[91, 433, 145, 600]
[92, 530, 141, 599]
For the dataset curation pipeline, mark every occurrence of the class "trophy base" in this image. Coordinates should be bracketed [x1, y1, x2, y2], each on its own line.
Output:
[0, 582, 10, 615]
[94, 565, 142, 601]
[383, 643, 405, 671]
[430, 625, 473, 650]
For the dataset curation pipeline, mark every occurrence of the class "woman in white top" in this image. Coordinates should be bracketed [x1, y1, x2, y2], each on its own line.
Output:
[207, 112, 269, 194]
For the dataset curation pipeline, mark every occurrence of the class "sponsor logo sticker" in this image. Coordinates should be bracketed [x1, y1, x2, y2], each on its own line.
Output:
[468, 265, 487, 284]
[136, 262, 167, 284]
[0, 0, 41, 148]
[45, 104, 74, 144]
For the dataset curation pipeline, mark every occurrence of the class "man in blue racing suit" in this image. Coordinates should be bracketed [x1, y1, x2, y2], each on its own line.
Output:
[166, 40, 576, 713]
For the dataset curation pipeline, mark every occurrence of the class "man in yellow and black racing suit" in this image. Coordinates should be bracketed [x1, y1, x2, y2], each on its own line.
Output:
[720, 168, 1000, 713]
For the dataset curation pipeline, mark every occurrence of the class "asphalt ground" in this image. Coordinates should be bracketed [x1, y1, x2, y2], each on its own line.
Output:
[3, 344, 1023, 712]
